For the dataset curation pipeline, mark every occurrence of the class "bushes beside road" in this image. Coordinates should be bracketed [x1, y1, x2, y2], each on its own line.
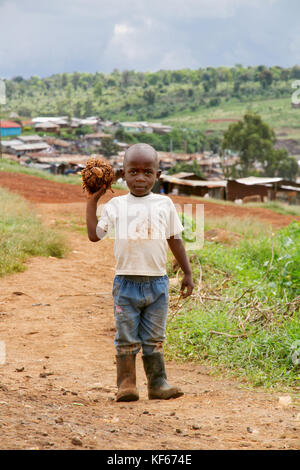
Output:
[0, 187, 67, 277]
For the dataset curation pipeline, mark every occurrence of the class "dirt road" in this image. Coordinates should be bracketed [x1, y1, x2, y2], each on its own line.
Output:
[0, 174, 299, 450]
[1, 171, 299, 227]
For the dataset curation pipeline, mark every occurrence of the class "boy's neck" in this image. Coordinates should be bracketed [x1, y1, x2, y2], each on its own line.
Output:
[129, 191, 152, 198]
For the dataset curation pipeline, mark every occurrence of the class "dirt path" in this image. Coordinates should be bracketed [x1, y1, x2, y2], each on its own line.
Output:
[1, 171, 299, 227]
[0, 175, 299, 450]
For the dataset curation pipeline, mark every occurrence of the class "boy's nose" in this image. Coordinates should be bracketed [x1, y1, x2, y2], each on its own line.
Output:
[136, 174, 146, 182]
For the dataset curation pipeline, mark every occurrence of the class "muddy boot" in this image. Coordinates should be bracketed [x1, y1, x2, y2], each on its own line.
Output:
[116, 354, 139, 402]
[142, 352, 184, 400]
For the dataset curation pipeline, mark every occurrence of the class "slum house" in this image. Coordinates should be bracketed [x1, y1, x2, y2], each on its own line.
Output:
[159, 174, 227, 199]
[54, 119, 69, 128]
[7, 142, 50, 156]
[79, 118, 99, 131]
[156, 152, 195, 171]
[168, 172, 205, 180]
[30, 153, 92, 175]
[100, 121, 122, 133]
[32, 116, 68, 123]
[119, 122, 151, 133]
[44, 137, 73, 152]
[158, 156, 174, 171]
[34, 121, 60, 134]
[196, 156, 223, 179]
[226, 177, 300, 204]
[147, 123, 172, 134]
[272, 180, 300, 204]
[17, 135, 43, 144]
[0, 121, 21, 137]
[83, 133, 111, 146]
[0, 139, 24, 151]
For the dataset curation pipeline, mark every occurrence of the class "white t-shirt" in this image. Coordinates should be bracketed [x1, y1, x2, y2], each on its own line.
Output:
[96, 192, 184, 276]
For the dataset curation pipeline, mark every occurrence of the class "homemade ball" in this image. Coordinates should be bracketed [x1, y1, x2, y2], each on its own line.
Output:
[81, 158, 115, 195]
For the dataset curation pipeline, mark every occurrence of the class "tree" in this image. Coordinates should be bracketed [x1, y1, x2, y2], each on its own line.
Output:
[94, 80, 103, 97]
[168, 160, 205, 178]
[264, 149, 299, 180]
[143, 89, 155, 105]
[258, 70, 273, 89]
[221, 113, 299, 179]
[121, 70, 131, 87]
[101, 137, 118, 157]
[71, 72, 80, 90]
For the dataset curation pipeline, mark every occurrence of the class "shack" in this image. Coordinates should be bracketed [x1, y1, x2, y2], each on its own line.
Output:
[34, 121, 60, 133]
[8, 142, 50, 155]
[159, 174, 226, 199]
[0, 120, 21, 137]
[18, 135, 43, 144]
[227, 177, 300, 204]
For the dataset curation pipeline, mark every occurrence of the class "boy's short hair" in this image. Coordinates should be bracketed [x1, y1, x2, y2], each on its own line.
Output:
[124, 143, 159, 168]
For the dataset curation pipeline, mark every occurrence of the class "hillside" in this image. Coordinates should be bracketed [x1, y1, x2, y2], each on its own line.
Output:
[2, 66, 300, 135]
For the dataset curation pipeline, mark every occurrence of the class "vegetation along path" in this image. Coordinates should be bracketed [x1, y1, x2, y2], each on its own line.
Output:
[0, 173, 299, 450]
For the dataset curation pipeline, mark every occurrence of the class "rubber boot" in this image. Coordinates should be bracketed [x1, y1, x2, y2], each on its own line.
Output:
[116, 354, 139, 402]
[142, 352, 184, 400]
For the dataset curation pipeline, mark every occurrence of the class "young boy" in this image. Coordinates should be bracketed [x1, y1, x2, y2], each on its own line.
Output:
[86, 143, 194, 402]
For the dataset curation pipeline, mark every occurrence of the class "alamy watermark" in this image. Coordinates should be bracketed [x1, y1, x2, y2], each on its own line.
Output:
[0, 341, 6, 365]
[291, 80, 300, 105]
[0, 79, 6, 105]
[96, 202, 204, 251]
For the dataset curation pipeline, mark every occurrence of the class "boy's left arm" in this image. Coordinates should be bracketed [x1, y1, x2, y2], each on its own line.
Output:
[167, 236, 194, 298]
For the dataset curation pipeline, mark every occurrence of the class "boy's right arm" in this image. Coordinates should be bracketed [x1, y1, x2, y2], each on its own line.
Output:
[86, 188, 107, 242]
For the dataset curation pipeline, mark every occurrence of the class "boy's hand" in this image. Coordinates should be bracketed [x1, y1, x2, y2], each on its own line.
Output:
[180, 273, 194, 298]
[86, 186, 106, 242]
[87, 186, 106, 203]
[167, 237, 194, 298]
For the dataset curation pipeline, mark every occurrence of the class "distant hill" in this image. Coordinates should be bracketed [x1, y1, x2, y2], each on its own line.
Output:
[2, 66, 300, 136]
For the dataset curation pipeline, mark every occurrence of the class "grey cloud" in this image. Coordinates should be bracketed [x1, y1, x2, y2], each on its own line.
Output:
[0, 0, 299, 78]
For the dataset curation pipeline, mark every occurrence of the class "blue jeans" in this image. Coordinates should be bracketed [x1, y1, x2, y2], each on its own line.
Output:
[112, 275, 169, 356]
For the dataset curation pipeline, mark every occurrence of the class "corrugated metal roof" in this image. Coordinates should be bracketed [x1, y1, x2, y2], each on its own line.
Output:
[32, 117, 68, 123]
[279, 185, 300, 192]
[171, 172, 195, 179]
[233, 177, 283, 185]
[45, 138, 72, 147]
[18, 135, 43, 142]
[0, 139, 22, 147]
[0, 120, 21, 128]
[160, 174, 227, 188]
[10, 143, 50, 151]
[34, 155, 90, 164]
[34, 121, 59, 128]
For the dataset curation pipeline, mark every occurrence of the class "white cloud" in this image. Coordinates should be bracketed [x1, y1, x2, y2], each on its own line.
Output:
[114, 23, 135, 35]
[0, 0, 297, 77]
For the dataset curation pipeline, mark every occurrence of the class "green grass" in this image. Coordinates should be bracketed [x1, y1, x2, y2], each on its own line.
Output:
[161, 96, 300, 134]
[166, 218, 300, 391]
[246, 201, 300, 217]
[177, 193, 300, 217]
[0, 187, 67, 276]
[204, 214, 272, 238]
[53, 216, 87, 235]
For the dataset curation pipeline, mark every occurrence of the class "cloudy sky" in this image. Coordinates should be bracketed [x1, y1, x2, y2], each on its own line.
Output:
[0, 0, 299, 78]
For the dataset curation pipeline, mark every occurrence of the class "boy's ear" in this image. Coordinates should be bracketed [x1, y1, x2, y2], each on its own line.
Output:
[156, 169, 162, 179]
[120, 168, 125, 178]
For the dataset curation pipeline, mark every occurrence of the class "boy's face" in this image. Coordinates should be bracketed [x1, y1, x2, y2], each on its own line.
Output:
[121, 148, 161, 197]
